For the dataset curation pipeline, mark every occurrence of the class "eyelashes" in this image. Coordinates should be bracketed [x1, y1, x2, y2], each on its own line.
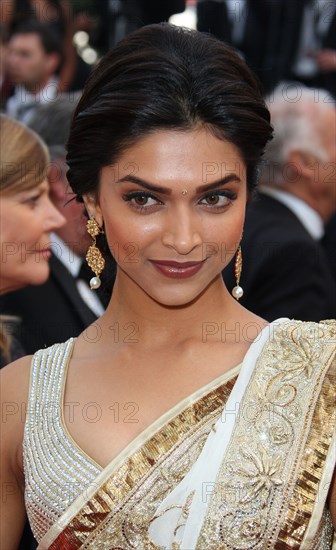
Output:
[199, 190, 237, 208]
[122, 191, 161, 210]
[23, 194, 42, 207]
[122, 190, 237, 213]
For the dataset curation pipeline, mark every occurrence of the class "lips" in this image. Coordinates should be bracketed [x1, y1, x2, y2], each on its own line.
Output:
[39, 248, 52, 257]
[150, 259, 206, 279]
[29, 246, 52, 258]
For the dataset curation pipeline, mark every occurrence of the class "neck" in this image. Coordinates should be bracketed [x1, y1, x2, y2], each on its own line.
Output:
[99, 271, 239, 348]
[24, 75, 52, 95]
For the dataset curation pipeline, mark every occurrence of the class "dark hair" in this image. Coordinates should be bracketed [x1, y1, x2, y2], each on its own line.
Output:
[9, 0, 64, 35]
[10, 20, 63, 60]
[67, 23, 272, 202]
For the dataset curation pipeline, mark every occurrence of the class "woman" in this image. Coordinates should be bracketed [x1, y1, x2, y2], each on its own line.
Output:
[0, 114, 65, 366]
[1, 25, 335, 548]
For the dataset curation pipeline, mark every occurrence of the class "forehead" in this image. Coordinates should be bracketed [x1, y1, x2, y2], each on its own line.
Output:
[112, 129, 246, 184]
[2, 177, 49, 199]
[9, 33, 43, 53]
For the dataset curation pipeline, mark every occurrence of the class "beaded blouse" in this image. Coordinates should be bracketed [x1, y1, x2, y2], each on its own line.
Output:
[23, 339, 102, 541]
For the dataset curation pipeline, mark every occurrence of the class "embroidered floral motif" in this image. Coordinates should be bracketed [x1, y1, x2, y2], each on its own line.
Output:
[197, 321, 335, 549]
[268, 324, 326, 381]
[232, 445, 283, 505]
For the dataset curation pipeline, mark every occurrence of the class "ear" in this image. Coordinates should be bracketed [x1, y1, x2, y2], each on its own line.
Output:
[83, 193, 104, 227]
[287, 150, 317, 181]
[47, 163, 65, 197]
[46, 52, 61, 75]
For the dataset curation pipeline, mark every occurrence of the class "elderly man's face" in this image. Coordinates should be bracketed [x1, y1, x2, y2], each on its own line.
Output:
[48, 159, 92, 258]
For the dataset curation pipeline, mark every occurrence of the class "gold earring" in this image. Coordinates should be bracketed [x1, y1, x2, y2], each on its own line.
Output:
[232, 245, 243, 300]
[86, 217, 105, 289]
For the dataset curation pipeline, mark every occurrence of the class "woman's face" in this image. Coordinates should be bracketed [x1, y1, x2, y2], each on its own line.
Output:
[89, 128, 247, 306]
[0, 178, 65, 294]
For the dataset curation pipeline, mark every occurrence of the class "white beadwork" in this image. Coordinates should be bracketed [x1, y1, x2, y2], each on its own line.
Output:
[23, 340, 101, 541]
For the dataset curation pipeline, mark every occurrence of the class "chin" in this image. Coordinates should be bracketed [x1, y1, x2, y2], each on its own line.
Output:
[147, 285, 209, 308]
[23, 265, 51, 288]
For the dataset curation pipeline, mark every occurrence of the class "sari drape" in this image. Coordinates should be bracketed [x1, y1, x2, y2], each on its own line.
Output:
[35, 319, 335, 549]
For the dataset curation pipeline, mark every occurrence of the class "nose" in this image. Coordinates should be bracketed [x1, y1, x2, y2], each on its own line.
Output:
[162, 208, 202, 255]
[45, 197, 66, 231]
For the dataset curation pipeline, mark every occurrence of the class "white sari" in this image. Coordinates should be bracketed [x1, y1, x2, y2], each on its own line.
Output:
[28, 318, 335, 549]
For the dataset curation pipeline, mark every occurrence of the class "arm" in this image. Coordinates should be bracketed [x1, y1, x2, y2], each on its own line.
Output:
[0, 357, 32, 549]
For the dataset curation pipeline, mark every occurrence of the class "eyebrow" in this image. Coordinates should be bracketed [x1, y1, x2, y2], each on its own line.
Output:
[19, 183, 48, 196]
[117, 174, 241, 195]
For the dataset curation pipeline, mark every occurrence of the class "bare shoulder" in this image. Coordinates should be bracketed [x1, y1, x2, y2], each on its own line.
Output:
[1, 354, 33, 404]
[1, 355, 33, 461]
[0, 356, 32, 549]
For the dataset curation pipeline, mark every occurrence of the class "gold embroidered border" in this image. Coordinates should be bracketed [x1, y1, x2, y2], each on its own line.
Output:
[48, 375, 237, 549]
[197, 320, 335, 549]
[275, 355, 335, 548]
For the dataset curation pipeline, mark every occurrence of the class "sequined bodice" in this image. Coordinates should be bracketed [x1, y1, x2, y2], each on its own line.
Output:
[22, 324, 335, 548]
[23, 339, 102, 541]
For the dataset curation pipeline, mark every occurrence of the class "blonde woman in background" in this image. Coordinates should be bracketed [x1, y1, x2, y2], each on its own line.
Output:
[0, 115, 65, 367]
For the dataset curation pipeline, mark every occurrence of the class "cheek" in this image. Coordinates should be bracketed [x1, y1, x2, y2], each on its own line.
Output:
[6, 210, 44, 250]
[103, 211, 157, 264]
[205, 210, 245, 268]
[0, 208, 22, 245]
[207, 204, 245, 241]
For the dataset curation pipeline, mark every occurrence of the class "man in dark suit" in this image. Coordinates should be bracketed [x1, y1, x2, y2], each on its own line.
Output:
[196, 0, 306, 93]
[0, 251, 103, 353]
[196, 0, 336, 96]
[223, 84, 336, 321]
[322, 214, 336, 281]
[108, 0, 186, 47]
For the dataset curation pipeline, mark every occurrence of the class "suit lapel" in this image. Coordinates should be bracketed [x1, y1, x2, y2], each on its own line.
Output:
[50, 254, 98, 327]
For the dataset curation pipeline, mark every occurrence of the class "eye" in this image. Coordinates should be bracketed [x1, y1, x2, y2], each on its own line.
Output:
[203, 194, 221, 205]
[133, 194, 154, 206]
[24, 194, 41, 207]
[199, 190, 237, 209]
[122, 191, 162, 211]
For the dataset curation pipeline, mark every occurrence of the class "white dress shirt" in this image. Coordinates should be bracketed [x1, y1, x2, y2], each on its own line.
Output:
[6, 76, 59, 125]
[50, 234, 105, 317]
[259, 186, 324, 241]
[225, 0, 247, 44]
[292, 0, 336, 77]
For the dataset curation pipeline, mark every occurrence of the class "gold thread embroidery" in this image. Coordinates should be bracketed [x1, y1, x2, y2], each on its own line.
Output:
[49, 378, 236, 548]
[197, 321, 335, 549]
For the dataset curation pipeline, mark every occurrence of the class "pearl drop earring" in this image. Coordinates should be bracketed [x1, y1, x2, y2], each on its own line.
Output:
[86, 217, 105, 289]
[232, 245, 244, 300]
